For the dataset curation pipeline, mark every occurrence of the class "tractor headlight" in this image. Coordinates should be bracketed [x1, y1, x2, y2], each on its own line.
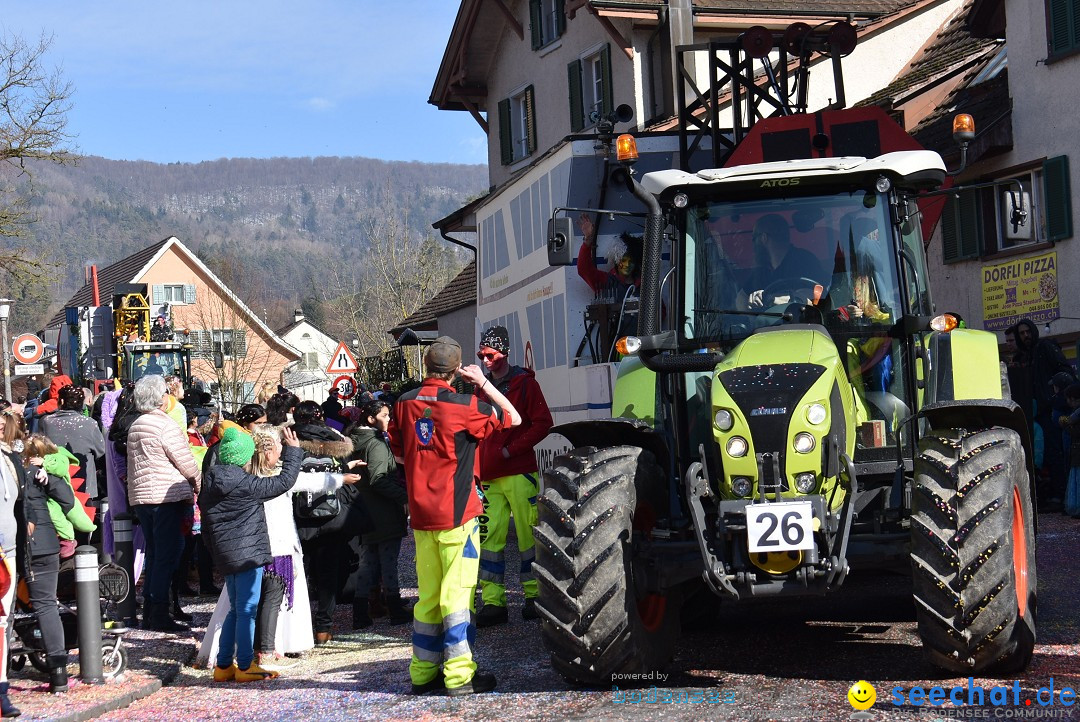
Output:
[727, 436, 748, 458]
[714, 409, 734, 432]
[794, 472, 817, 494]
[731, 477, 752, 498]
[806, 403, 827, 426]
[793, 432, 816, 454]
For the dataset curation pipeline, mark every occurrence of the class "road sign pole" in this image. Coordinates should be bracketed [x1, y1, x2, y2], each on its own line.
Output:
[0, 300, 12, 401]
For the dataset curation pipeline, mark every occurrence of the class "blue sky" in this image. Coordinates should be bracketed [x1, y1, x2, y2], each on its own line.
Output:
[1, 1, 487, 166]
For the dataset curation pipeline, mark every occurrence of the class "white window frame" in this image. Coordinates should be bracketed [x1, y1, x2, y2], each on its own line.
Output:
[982, 168, 1046, 254]
[212, 329, 237, 360]
[583, 50, 605, 125]
[162, 284, 186, 304]
[510, 88, 531, 162]
[538, 0, 560, 47]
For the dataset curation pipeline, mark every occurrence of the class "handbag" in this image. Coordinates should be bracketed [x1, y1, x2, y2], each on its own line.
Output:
[293, 456, 341, 520]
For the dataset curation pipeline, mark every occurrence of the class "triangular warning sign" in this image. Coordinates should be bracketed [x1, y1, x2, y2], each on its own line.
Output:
[326, 341, 359, 374]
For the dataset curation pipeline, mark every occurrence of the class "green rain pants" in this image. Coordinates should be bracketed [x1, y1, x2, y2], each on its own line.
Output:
[478, 473, 538, 608]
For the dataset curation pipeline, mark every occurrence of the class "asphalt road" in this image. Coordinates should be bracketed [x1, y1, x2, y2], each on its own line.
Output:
[96, 512, 1080, 722]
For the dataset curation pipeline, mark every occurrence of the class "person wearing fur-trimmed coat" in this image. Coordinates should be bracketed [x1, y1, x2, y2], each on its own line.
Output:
[290, 401, 369, 645]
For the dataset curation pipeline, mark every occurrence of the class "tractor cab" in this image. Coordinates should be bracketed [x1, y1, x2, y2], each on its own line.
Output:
[122, 342, 192, 386]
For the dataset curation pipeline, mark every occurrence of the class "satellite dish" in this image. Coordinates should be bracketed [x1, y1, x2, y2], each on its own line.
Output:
[827, 22, 858, 57]
[783, 22, 812, 55]
[740, 26, 774, 59]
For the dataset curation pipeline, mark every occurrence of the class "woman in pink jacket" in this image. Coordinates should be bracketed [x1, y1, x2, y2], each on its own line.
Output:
[126, 375, 201, 632]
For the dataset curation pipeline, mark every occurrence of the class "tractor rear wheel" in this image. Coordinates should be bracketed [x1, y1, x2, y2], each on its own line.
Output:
[533, 446, 679, 686]
[912, 426, 1036, 673]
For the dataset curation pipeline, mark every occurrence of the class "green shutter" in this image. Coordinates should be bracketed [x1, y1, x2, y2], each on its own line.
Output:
[555, 0, 566, 36]
[568, 60, 584, 132]
[530, 0, 542, 50]
[1048, 0, 1078, 54]
[958, 189, 981, 258]
[525, 86, 537, 155]
[941, 191, 981, 262]
[1044, 155, 1073, 240]
[600, 44, 614, 117]
[499, 98, 513, 165]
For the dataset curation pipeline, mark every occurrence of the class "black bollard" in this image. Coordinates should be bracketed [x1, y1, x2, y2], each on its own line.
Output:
[112, 514, 138, 626]
[75, 546, 104, 684]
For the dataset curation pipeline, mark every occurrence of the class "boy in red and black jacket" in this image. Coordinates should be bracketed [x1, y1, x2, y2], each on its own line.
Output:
[390, 336, 520, 697]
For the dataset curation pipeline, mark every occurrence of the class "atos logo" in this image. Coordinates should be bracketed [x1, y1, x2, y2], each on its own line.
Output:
[750, 407, 787, 416]
[760, 178, 800, 188]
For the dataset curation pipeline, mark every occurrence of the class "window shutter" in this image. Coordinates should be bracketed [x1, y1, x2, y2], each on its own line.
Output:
[530, 0, 542, 49]
[525, 85, 537, 155]
[568, 60, 584, 132]
[1043, 155, 1073, 241]
[555, 0, 566, 36]
[151, 285, 164, 304]
[184, 284, 196, 304]
[941, 196, 960, 263]
[600, 44, 614, 117]
[190, 330, 212, 360]
[1048, 0, 1076, 54]
[234, 329, 248, 358]
[941, 191, 980, 262]
[499, 98, 513, 165]
[958, 189, 981, 259]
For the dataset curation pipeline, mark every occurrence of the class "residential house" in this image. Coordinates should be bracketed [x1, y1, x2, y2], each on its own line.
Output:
[277, 309, 340, 402]
[429, 0, 966, 424]
[48, 237, 299, 407]
[909, 0, 1078, 359]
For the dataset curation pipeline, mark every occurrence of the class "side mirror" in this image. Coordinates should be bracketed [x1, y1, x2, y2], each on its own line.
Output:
[94, 359, 106, 372]
[547, 216, 575, 266]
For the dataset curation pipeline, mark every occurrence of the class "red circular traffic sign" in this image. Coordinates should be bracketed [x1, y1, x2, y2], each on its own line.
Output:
[333, 375, 357, 400]
[12, 334, 44, 364]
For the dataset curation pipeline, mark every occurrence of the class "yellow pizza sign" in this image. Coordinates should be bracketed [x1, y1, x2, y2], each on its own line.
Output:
[982, 250, 1059, 331]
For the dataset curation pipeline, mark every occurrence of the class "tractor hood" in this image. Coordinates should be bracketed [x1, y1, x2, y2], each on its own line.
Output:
[710, 326, 858, 506]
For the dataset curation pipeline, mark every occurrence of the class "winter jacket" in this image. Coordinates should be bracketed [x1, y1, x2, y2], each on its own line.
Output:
[34, 375, 74, 419]
[40, 408, 108, 499]
[41, 448, 96, 541]
[199, 445, 302, 575]
[265, 471, 346, 557]
[477, 366, 553, 481]
[349, 427, 407, 544]
[127, 409, 202, 506]
[16, 458, 69, 562]
[0, 446, 23, 557]
[292, 422, 366, 541]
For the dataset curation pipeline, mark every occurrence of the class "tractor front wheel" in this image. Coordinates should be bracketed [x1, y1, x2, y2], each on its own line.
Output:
[533, 446, 680, 686]
[912, 426, 1036, 673]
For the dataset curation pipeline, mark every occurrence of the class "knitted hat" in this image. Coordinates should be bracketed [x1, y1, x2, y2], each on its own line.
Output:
[218, 426, 256, 467]
[424, 336, 462, 373]
[479, 325, 510, 355]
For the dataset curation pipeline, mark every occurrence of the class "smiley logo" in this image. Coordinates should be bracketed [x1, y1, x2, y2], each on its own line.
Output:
[848, 680, 876, 710]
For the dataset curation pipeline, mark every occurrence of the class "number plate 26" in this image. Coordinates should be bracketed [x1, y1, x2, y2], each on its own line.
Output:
[746, 502, 815, 553]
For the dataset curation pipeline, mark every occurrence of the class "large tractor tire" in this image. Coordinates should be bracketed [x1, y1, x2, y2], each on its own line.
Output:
[912, 427, 1036, 673]
[533, 446, 679, 686]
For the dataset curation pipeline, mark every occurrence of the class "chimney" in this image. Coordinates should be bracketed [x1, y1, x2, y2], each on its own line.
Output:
[294, 308, 304, 323]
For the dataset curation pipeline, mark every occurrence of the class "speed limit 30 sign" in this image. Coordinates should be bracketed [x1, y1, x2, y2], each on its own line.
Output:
[333, 375, 357, 400]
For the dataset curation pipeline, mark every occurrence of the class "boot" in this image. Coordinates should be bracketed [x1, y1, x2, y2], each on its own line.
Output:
[145, 602, 188, 633]
[172, 589, 193, 622]
[0, 681, 21, 717]
[352, 599, 372, 630]
[368, 588, 386, 618]
[386, 592, 413, 626]
[48, 655, 69, 694]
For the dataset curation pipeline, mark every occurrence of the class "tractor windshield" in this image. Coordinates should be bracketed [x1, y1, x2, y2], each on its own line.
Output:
[683, 190, 901, 345]
[125, 347, 187, 382]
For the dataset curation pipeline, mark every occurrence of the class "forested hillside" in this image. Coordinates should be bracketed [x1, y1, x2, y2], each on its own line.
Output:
[14, 154, 486, 334]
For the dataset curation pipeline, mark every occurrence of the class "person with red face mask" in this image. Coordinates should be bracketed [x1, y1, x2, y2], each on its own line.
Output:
[472, 325, 553, 627]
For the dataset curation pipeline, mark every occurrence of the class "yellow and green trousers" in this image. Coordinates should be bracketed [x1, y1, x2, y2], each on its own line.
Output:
[478, 473, 538, 608]
[410, 520, 480, 690]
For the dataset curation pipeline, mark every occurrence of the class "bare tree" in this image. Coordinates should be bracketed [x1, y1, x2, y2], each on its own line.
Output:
[0, 31, 76, 279]
[321, 183, 464, 359]
[179, 290, 287, 413]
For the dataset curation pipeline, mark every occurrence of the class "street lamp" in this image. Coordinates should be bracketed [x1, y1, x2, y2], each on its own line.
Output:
[0, 299, 13, 401]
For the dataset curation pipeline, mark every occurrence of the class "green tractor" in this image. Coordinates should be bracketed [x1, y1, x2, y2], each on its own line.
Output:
[533, 41, 1035, 682]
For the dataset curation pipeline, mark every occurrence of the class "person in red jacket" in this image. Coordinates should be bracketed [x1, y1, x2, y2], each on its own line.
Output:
[390, 336, 520, 696]
[472, 325, 553, 627]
